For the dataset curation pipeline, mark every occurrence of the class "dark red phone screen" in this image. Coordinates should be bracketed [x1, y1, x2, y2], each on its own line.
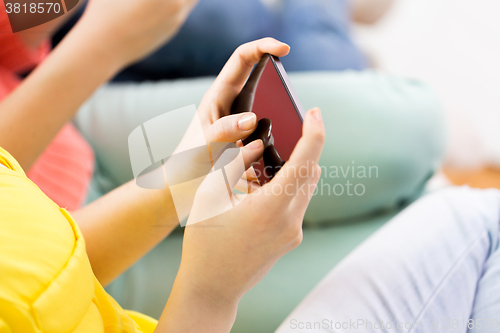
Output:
[231, 54, 306, 184]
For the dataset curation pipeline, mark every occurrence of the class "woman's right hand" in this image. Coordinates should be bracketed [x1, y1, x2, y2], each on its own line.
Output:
[157, 108, 325, 333]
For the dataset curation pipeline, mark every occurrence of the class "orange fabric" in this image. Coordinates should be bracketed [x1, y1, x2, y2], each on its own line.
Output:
[0, 4, 94, 210]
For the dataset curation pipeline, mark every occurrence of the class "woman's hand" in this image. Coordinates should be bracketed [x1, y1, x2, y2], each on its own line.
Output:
[160, 38, 291, 220]
[198, 38, 290, 126]
[155, 39, 325, 332]
[157, 107, 325, 333]
[187, 107, 324, 295]
[181, 38, 325, 305]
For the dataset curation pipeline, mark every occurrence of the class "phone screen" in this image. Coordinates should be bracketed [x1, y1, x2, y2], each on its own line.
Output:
[231, 54, 306, 184]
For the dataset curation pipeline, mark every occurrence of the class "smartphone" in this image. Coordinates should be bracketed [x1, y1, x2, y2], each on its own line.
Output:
[231, 54, 306, 185]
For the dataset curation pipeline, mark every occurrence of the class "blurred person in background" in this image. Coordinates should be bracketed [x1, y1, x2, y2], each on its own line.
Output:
[53, 0, 394, 81]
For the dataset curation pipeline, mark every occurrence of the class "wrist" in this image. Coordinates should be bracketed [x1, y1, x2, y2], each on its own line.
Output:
[173, 268, 240, 311]
[157, 273, 239, 333]
[61, 18, 128, 76]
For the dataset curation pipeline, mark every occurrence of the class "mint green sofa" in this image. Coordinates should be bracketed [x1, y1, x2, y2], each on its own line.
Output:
[75, 71, 446, 332]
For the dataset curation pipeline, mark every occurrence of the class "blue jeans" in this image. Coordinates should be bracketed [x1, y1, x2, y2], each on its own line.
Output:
[275, 187, 500, 333]
[113, 0, 367, 81]
[55, 0, 367, 81]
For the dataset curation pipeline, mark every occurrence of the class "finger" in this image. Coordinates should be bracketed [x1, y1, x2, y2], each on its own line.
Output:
[233, 178, 250, 194]
[232, 170, 258, 194]
[233, 166, 260, 193]
[205, 38, 290, 116]
[233, 176, 260, 194]
[219, 140, 264, 190]
[244, 166, 259, 184]
[268, 108, 325, 200]
[289, 164, 322, 214]
[191, 140, 263, 221]
[204, 112, 257, 143]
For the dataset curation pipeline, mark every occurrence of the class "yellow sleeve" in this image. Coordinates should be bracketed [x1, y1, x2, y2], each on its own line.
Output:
[0, 319, 11, 333]
[0, 318, 11, 333]
[0, 147, 156, 332]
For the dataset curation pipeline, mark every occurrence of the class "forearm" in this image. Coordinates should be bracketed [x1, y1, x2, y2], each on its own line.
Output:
[0, 0, 198, 169]
[72, 179, 180, 286]
[0, 20, 122, 169]
[156, 274, 239, 333]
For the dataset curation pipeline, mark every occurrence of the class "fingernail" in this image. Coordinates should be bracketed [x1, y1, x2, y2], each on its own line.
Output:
[311, 108, 322, 122]
[238, 113, 257, 131]
[246, 139, 263, 150]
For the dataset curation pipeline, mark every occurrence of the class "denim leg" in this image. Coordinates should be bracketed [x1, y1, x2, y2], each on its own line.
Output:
[468, 239, 500, 332]
[280, 0, 368, 71]
[275, 187, 500, 332]
[54, 0, 365, 81]
[114, 0, 279, 81]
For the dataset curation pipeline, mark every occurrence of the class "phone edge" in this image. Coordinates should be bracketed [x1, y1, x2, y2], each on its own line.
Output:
[268, 54, 306, 123]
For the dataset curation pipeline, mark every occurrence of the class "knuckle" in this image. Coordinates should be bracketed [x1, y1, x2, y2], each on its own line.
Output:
[214, 117, 239, 141]
[261, 37, 276, 44]
[283, 221, 304, 247]
[233, 44, 246, 58]
[290, 229, 303, 249]
[310, 130, 325, 145]
[212, 119, 229, 141]
[236, 48, 254, 68]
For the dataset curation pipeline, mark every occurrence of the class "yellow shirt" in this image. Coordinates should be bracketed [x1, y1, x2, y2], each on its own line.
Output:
[0, 147, 157, 332]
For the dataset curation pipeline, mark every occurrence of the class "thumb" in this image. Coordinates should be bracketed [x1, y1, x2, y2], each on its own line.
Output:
[204, 112, 258, 144]
[213, 139, 264, 190]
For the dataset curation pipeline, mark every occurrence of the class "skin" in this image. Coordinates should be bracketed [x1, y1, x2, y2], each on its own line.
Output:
[157, 108, 325, 332]
[0, 0, 200, 284]
[15, 0, 87, 50]
[0, 1, 326, 330]
[0, 0, 199, 170]
[73, 39, 296, 286]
